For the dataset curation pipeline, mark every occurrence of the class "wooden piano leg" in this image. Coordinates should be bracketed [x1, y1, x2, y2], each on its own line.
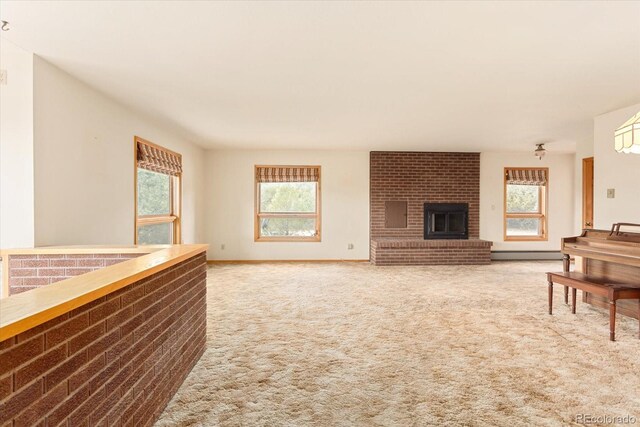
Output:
[609, 300, 616, 341]
[548, 280, 553, 315]
[562, 254, 570, 305]
[571, 288, 577, 314]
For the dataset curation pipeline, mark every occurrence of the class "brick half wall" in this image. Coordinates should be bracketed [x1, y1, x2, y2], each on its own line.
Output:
[0, 252, 207, 426]
[8, 253, 146, 296]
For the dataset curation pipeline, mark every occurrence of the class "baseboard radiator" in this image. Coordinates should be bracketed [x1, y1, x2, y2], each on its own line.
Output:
[491, 251, 562, 261]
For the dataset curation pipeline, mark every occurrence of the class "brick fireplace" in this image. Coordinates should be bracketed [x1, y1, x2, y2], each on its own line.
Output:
[370, 151, 492, 265]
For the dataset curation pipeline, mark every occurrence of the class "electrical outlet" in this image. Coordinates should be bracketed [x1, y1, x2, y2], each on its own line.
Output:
[220, 244, 225, 250]
[0, 69, 7, 85]
[607, 188, 615, 199]
[347, 243, 354, 250]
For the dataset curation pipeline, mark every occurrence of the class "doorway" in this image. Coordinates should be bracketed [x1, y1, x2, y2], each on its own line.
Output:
[582, 157, 594, 230]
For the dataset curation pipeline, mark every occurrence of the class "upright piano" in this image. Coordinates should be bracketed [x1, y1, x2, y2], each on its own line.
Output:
[561, 225, 640, 320]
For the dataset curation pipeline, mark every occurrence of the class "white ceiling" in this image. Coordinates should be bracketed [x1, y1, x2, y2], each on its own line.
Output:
[2, 1, 640, 152]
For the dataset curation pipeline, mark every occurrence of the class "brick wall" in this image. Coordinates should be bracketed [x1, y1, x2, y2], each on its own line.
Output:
[0, 252, 207, 426]
[370, 151, 480, 239]
[8, 253, 146, 296]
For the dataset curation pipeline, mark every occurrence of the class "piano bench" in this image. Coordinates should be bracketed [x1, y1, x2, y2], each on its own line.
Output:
[546, 271, 640, 341]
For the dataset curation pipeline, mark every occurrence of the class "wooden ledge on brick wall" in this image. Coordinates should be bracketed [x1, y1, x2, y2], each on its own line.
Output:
[0, 244, 208, 341]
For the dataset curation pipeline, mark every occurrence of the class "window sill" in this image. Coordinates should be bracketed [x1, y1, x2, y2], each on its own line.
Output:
[255, 236, 321, 243]
[504, 236, 548, 242]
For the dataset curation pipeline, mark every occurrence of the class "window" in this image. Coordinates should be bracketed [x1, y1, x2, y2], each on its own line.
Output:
[135, 137, 182, 244]
[255, 165, 321, 242]
[504, 168, 548, 241]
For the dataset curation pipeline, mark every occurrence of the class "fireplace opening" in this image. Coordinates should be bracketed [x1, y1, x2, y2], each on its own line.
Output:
[424, 203, 469, 239]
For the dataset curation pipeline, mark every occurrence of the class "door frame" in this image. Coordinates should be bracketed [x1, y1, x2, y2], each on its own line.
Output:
[582, 157, 594, 230]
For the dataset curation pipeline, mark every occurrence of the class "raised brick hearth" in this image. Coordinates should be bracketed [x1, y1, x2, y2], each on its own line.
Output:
[370, 151, 492, 265]
[371, 238, 492, 265]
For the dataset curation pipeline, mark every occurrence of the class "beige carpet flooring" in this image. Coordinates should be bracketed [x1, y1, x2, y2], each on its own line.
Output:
[156, 261, 640, 426]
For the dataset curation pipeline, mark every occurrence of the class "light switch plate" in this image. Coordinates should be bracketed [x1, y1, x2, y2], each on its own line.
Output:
[607, 188, 615, 199]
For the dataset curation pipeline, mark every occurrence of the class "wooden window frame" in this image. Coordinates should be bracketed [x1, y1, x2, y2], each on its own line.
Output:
[503, 167, 548, 242]
[134, 136, 182, 244]
[254, 165, 321, 242]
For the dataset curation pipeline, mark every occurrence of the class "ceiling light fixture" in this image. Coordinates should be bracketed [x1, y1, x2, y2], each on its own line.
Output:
[534, 143, 546, 160]
[614, 111, 640, 154]
[1, 21, 9, 31]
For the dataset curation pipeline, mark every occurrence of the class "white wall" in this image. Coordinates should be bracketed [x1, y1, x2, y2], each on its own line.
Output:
[480, 152, 575, 251]
[33, 57, 205, 246]
[205, 150, 369, 260]
[0, 38, 34, 249]
[593, 103, 640, 229]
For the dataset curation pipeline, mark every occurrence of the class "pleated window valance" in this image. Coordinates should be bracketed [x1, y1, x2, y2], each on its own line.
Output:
[506, 169, 547, 186]
[256, 166, 320, 183]
[137, 140, 182, 176]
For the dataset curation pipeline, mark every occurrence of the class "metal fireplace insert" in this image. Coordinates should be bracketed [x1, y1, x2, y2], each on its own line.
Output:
[424, 203, 469, 239]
